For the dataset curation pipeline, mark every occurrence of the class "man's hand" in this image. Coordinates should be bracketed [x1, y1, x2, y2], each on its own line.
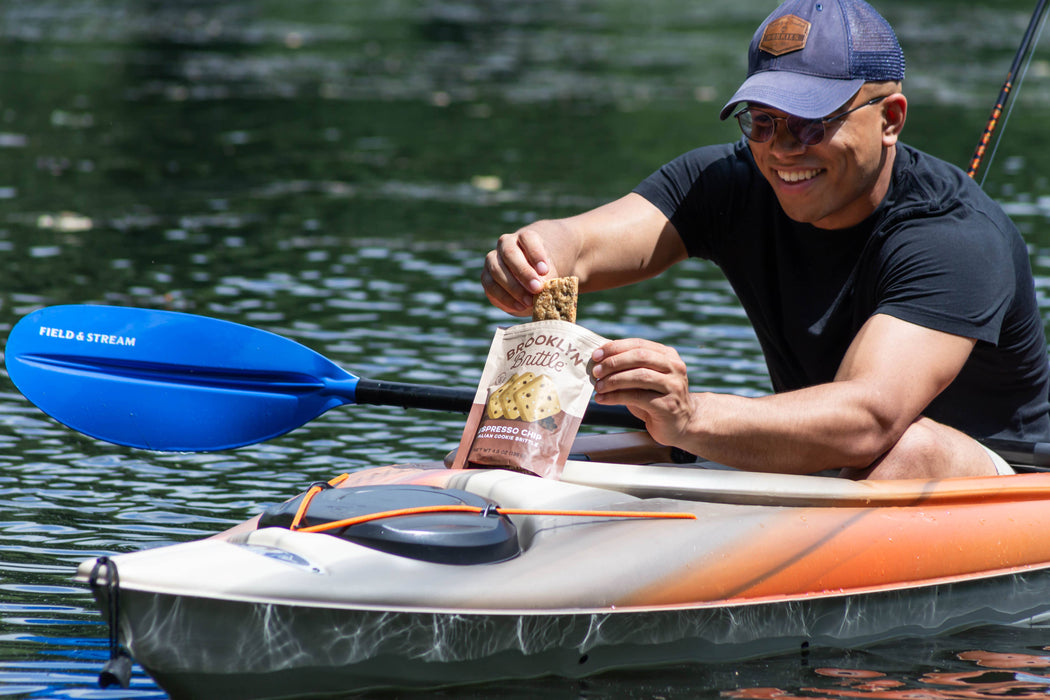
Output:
[480, 194, 687, 317]
[591, 338, 697, 447]
[481, 228, 556, 316]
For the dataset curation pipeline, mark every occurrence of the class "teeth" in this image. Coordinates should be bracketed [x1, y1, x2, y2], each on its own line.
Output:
[777, 169, 820, 183]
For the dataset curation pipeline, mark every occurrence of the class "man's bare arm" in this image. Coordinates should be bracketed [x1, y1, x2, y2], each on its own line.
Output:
[482, 193, 687, 316]
[592, 313, 978, 474]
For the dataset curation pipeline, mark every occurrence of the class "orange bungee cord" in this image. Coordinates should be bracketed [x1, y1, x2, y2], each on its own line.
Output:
[286, 474, 696, 534]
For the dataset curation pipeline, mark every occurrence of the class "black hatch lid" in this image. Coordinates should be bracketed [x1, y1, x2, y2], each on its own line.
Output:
[259, 484, 519, 565]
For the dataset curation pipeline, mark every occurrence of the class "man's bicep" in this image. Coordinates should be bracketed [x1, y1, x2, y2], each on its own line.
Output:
[835, 313, 977, 420]
[570, 193, 688, 291]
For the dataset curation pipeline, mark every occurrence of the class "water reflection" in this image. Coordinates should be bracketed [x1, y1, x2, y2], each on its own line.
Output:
[722, 643, 1050, 700]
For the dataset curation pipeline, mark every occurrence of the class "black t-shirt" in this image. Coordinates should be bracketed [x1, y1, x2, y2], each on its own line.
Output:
[634, 140, 1050, 442]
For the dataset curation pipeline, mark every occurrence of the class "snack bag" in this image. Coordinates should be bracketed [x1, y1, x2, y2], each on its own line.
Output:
[451, 319, 607, 478]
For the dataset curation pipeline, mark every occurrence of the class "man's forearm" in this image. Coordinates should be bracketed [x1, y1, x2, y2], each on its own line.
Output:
[681, 384, 903, 474]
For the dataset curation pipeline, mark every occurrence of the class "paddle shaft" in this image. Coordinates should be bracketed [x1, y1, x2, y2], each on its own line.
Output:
[355, 377, 645, 429]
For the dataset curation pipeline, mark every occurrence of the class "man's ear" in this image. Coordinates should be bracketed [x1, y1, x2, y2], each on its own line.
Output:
[883, 93, 907, 146]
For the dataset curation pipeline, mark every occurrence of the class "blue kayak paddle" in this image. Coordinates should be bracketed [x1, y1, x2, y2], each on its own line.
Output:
[4, 305, 642, 452]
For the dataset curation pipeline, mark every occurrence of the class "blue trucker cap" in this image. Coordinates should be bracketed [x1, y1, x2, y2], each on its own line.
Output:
[719, 0, 905, 120]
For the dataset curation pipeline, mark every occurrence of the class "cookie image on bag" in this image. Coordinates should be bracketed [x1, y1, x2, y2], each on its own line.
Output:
[498, 372, 535, 420]
[513, 374, 561, 424]
[486, 373, 520, 419]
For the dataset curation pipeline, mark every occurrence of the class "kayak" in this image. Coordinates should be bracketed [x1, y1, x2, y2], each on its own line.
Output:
[7, 305, 1050, 696]
[74, 432, 1050, 700]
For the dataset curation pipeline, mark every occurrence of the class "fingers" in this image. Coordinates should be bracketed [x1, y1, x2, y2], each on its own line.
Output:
[591, 339, 688, 396]
[590, 339, 695, 447]
[482, 230, 552, 316]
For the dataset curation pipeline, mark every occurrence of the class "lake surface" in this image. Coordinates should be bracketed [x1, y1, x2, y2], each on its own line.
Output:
[3, 0, 1050, 697]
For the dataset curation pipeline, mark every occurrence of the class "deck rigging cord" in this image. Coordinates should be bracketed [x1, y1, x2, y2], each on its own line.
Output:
[967, 0, 1050, 184]
[288, 474, 697, 534]
[293, 504, 698, 533]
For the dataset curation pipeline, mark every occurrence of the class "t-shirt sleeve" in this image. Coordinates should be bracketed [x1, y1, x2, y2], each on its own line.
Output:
[632, 142, 755, 262]
[874, 210, 1014, 344]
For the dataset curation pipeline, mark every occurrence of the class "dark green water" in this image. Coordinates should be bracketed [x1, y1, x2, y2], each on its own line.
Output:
[3, 0, 1050, 697]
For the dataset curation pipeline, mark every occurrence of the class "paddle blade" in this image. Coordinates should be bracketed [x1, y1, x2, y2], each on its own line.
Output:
[4, 305, 358, 451]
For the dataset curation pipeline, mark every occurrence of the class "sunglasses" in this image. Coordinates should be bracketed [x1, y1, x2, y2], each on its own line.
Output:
[733, 96, 888, 146]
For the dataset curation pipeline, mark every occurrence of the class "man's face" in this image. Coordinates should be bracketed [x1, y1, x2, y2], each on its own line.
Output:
[746, 87, 902, 230]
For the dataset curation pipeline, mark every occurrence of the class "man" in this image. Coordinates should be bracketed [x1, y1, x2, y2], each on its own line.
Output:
[481, 0, 1050, 478]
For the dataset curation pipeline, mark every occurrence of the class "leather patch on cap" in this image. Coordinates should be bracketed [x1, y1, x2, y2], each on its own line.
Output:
[759, 15, 811, 56]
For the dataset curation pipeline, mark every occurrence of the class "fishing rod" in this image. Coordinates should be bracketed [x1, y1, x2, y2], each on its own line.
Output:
[967, 0, 1050, 182]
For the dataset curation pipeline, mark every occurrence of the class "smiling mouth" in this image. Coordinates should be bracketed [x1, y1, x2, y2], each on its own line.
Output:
[776, 168, 822, 183]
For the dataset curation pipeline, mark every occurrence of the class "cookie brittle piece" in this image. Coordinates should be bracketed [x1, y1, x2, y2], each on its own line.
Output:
[532, 276, 578, 323]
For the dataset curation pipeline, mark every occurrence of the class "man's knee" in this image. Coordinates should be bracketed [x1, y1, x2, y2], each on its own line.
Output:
[850, 419, 998, 480]
[872, 422, 941, 478]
